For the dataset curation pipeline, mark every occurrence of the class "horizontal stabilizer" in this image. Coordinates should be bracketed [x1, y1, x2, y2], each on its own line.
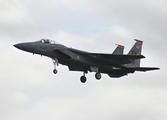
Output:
[129, 67, 160, 72]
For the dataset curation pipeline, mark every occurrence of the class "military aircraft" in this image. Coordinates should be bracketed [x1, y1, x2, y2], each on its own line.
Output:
[14, 39, 159, 83]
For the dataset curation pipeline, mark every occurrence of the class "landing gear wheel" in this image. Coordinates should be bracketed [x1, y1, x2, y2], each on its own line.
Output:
[53, 69, 58, 74]
[52, 58, 59, 74]
[80, 76, 87, 83]
[95, 72, 101, 80]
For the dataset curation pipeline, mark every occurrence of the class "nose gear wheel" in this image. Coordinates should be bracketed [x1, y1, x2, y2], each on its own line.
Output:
[53, 69, 58, 74]
[52, 58, 59, 74]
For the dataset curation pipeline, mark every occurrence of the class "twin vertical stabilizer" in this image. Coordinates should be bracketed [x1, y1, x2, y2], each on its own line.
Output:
[112, 39, 143, 67]
[112, 44, 124, 55]
[124, 39, 143, 68]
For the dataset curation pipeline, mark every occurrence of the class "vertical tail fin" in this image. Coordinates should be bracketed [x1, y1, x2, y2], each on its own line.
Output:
[112, 44, 124, 55]
[125, 39, 143, 67]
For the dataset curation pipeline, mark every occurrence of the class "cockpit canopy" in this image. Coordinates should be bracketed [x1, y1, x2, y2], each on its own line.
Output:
[37, 39, 58, 44]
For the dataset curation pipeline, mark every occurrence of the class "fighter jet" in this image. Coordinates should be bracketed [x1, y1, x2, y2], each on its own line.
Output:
[14, 39, 159, 83]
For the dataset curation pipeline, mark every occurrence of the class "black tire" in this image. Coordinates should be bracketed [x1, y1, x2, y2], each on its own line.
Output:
[53, 69, 58, 74]
[95, 72, 101, 80]
[80, 76, 87, 83]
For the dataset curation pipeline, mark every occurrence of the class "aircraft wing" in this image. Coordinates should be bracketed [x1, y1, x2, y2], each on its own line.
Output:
[87, 53, 145, 64]
[70, 48, 145, 64]
[88, 53, 145, 59]
[129, 67, 160, 72]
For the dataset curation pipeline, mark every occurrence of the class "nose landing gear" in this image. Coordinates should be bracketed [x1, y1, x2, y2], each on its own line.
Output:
[53, 69, 58, 74]
[52, 58, 59, 74]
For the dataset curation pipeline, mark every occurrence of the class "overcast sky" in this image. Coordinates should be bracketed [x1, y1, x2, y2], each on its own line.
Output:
[0, 0, 166, 120]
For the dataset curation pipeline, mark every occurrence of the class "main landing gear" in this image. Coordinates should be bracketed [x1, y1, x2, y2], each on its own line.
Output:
[51, 60, 102, 83]
[80, 72, 102, 83]
[52, 58, 59, 74]
[95, 72, 101, 80]
[80, 72, 87, 83]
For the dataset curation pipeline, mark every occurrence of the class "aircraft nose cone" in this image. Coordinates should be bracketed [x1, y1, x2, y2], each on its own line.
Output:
[13, 43, 33, 52]
[14, 43, 23, 49]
